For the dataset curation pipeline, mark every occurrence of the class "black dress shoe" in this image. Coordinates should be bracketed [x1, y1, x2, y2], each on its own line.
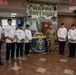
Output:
[62, 53, 64, 55]
[72, 56, 75, 58]
[0, 62, 4, 65]
[58, 53, 61, 55]
[68, 55, 71, 57]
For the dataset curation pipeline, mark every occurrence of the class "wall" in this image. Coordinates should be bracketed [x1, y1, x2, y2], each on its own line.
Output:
[58, 15, 76, 30]
[27, 3, 58, 32]
[0, 17, 23, 26]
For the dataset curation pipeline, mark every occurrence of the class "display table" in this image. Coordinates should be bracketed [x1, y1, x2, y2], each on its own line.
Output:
[31, 37, 46, 52]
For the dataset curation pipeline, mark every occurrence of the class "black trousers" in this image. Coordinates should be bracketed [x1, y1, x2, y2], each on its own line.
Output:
[59, 41, 65, 54]
[16, 43, 24, 57]
[25, 43, 30, 55]
[6, 43, 15, 61]
[0, 42, 2, 62]
[69, 42, 76, 57]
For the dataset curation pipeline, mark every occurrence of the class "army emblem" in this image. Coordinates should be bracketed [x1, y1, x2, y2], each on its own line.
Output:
[36, 38, 44, 50]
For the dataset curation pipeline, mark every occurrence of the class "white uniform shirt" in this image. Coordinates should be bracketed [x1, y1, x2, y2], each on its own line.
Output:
[57, 27, 67, 41]
[68, 29, 76, 43]
[25, 29, 32, 43]
[4, 25, 16, 43]
[0, 26, 2, 39]
[15, 29, 25, 43]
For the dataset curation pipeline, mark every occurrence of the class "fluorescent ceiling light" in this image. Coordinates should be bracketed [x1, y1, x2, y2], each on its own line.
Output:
[11, 15, 15, 17]
[11, 13, 17, 15]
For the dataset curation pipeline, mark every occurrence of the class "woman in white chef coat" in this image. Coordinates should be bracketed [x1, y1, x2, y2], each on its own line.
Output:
[0, 25, 4, 65]
[4, 18, 16, 64]
[68, 24, 76, 58]
[25, 24, 32, 56]
[57, 23, 67, 55]
[15, 24, 25, 59]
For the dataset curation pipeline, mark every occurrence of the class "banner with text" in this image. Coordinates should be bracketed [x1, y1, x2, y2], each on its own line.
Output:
[27, 3, 58, 32]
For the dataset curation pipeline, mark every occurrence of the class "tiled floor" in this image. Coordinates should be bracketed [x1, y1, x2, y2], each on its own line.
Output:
[39, 58, 46, 61]
[64, 69, 74, 75]
[36, 67, 46, 73]
[60, 59, 67, 62]
[0, 44, 76, 75]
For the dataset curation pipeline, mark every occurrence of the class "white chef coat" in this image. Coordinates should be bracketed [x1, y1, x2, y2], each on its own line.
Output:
[0, 26, 2, 39]
[4, 25, 16, 43]
[68, 29, 76, 43]
[15, 29, 25, 43]
[57, 27, 67, 41]
[25, 29, 32, 43]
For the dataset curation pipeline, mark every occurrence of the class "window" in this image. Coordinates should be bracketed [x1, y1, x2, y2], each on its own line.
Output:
[1, 19, 16, 29]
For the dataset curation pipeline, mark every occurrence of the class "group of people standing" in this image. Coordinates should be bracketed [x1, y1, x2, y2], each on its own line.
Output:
[0, 18, 76, 65]
[46, 23, 76, 58]
[0, 18, 32, 65]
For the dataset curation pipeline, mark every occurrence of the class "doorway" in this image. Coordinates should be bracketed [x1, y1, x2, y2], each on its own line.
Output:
[41, 22, 52, 35]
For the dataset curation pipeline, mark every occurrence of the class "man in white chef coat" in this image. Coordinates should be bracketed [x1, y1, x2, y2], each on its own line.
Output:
[0, 25, 4, 65]
[4, 18, 16, 64]
[57, 23, 67, 55]
[25, 24, 32, 56]
[68, 24, 76, 58]
[15, 24, 25, 59]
